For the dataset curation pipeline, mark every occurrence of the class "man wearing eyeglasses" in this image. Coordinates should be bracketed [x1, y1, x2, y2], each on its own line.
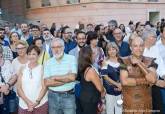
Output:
[44, 38, 77, 114]
[61, 26, 77, 54]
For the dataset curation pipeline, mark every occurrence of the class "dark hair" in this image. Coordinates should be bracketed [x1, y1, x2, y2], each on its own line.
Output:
[78, 46, 92, 73]
[61, 26, 70, 38]
[32, 38, 44, 45]
[87, 23, 93, 27]
[160, 23, 165, 33]
[0, 27, 5, 31]
[94, 24, 102, 33]
[61, 26, 69, 34]
[31, 25, 40, 31]
[27, 45, 40, 55]
[129, 20, 134, 25]
[77, 31, 86, 37]
[10, 32, 20, 44]
[161, 18, 165, 23]
[86, 31, 98, 45]
[135, 22, 141, 30]
[119, 24, 126, 33]
[43, 28, 50, 32]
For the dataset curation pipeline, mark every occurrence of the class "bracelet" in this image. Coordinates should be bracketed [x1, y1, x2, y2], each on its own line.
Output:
[36, 100, 41, 104]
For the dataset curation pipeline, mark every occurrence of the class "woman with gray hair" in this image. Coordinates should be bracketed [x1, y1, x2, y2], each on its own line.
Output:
[100, 42, 123, 114]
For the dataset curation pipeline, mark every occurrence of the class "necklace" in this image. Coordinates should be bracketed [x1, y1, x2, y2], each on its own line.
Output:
[29, 68, 33, 79]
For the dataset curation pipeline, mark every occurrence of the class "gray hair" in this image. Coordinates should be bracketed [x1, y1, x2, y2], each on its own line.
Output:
[142, 28, 157, 41]
[106, 42, 119, 57]
[51, 38, 65, 48]
[108, 20, 118, 27]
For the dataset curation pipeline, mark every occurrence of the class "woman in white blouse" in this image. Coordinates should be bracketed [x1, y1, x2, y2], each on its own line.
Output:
[17, 45, 48, 114]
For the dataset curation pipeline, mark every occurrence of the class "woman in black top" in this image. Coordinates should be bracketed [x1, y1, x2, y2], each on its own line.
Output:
[78, 46, 106, 114]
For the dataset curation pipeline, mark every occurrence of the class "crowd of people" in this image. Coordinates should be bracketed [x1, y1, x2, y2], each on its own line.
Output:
[0, 18, 165, 114]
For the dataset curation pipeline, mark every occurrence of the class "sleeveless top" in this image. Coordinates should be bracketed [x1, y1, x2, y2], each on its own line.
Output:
[121, 56, 157, 112]
[80, 66, 101, 103]
[19, 64, 48, 109]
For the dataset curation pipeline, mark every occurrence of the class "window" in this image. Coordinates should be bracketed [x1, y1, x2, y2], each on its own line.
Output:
[66, 0, 80, 4]
[41, 0, 51, 7]
[148, 0, 158, 2]
[26, 0, 31, 8]
[118, 0, 131, 1]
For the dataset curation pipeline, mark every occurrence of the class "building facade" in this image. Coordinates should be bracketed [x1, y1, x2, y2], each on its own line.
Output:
[1, 0, 165, 27]
[0, 0, 26, 23]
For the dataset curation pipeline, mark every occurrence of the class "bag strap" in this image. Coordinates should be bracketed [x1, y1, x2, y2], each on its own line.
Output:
[0, 67, 6, 84]
[42, 51, 46, 65]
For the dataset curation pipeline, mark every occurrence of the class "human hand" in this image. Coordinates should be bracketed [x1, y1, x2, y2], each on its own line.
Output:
[156, 80, 165, 88]
[32, 102, 40, 108]
[0, 84, 9, 94]
[101, 88, 106, 98]
[115, 83, 122, 91]
[26, 100, 34, 112]
[130, 56, 140, 65]
[145, 72, 156, 84]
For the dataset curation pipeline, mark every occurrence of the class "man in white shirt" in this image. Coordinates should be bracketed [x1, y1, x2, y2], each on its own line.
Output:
[142, 28, 164, 113]
[155, 23, 165, 113]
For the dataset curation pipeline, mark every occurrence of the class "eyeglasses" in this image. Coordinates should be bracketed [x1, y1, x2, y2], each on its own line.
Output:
[64, 32, 70, 34]
[16, 47, 26, 51]
[51, 46, 63, 49]
[113, 32, 122, 35]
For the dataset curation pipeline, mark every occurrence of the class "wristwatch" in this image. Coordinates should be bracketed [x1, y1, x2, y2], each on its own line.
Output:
[36, 99, 41, 104]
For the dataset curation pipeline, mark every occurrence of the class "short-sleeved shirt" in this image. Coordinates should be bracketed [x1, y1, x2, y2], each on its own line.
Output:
[44, 54, 77, 91]
[100, 60, 121, 96]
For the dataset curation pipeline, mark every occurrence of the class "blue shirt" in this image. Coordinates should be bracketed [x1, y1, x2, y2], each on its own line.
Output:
[100, 62, 121, 96]
[44, 54, 77, 91]
[113, 41, 131, 57]
[64, 39, 77, 54]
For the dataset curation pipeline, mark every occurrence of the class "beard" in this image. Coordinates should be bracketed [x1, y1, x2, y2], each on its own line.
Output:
[43, 35, 51, 41]
[78, 43, 86, 48]
[54, 52, 64, 59]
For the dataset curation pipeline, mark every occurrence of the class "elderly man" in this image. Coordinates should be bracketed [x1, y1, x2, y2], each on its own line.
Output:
[142, 28, 165, 113]
[120, 36, 157, 114]
[44, 38, 77, 114]
[156, 23, 165, 113]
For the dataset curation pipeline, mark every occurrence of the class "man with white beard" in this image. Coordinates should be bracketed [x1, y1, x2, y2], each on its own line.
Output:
[42, 28, 53, 57]
[44, 38, 77, 114]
